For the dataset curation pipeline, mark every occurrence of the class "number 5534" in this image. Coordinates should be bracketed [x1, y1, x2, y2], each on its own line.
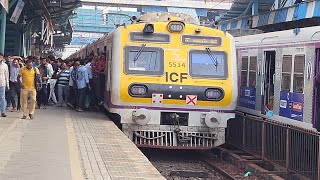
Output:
[168, 62, 186, 68]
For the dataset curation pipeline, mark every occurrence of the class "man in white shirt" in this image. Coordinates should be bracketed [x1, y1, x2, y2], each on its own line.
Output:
[85, 59, 94, 109]
[0, 54, 10, 117]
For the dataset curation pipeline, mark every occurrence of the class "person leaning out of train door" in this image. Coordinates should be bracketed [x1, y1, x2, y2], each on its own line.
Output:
[0, 54, 10, 117]
[84, 57, 95, 110]
[92, 53, 106, 106]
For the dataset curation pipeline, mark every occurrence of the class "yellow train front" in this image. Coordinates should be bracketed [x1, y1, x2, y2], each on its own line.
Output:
[77, 13, 237, 149]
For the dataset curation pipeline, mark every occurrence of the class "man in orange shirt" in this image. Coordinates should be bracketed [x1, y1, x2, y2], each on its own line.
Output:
[17, 60, 41, 119]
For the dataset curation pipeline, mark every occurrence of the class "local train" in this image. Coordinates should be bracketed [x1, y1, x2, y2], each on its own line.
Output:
[69, 12, 238, 149]
[235, 26, 320, 131]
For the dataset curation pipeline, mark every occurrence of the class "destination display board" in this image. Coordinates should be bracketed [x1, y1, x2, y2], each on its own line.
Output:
[182, 35, 221, 46]
[130, 32, 170, 43]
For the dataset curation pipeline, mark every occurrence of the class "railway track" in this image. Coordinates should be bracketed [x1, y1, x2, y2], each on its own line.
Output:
[141, 148, 259, 180]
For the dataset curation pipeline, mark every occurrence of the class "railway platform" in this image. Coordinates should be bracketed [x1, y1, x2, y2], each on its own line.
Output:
[0, 107, 164, 180]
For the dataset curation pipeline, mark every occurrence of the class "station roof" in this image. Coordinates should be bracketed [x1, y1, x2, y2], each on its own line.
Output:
[218, 0, 274, 21]
[218, 0, 320, 32]
[27, 0, 81, 48]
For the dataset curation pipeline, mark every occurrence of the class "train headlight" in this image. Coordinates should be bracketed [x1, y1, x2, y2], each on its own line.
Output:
[167, 22, 184, 33]
[205, 88, 224, 101]
[129, 84, 148, 96]
[143, 24, 154, 34]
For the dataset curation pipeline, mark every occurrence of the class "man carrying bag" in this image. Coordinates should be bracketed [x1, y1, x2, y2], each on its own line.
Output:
[17, 60, 42, 119]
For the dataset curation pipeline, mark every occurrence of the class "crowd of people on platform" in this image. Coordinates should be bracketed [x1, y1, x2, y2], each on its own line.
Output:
[0, 53, 106, 119]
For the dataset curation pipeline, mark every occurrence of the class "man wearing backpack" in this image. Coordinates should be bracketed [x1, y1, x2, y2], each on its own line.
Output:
[17, 60, 41, 119]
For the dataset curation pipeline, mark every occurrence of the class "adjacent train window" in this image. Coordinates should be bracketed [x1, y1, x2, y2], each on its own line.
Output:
[293, 55, 305, 93]
[189, 50, 228, 78]
[249, 57, 257, 87]
[124, 46, 164, 75]
[282, 55, 292, 91]
[241, 57, 248, 86]
[240, 56, 256, 87]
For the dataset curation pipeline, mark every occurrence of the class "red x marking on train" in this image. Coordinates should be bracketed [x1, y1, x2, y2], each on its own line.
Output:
[186, 95, 197, 105]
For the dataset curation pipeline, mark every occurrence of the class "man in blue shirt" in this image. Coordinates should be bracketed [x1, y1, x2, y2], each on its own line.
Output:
[71, 60, 90, 112]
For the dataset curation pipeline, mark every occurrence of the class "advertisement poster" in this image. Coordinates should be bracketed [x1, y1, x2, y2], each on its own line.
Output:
[239, 86, 256, 110]
[279, 91, 304, 121]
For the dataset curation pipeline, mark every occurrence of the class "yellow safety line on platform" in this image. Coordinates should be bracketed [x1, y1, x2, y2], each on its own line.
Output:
[65, 111, 84, 180]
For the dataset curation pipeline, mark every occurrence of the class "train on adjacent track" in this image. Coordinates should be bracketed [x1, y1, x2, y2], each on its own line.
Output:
[235, 26, 320, 131]
[69, 12, 238, 149]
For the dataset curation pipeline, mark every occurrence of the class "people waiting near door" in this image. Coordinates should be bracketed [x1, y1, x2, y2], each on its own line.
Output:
[57, 62, 70, 107]
[71, 60, 90, 112]
[92, 54, 106, 106]
[36, 58, 52, 109]
[47, 57, 58, 105]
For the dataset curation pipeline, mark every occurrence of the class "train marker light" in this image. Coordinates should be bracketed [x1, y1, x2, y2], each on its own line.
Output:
[205, 88, 224, 100]
[143, 24, 154, 34]
[167, 21, 184, 33]
[129, 85, 148, 96]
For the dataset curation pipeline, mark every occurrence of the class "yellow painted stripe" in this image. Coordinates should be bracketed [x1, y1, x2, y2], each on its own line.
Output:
[65, 111, 84, 180]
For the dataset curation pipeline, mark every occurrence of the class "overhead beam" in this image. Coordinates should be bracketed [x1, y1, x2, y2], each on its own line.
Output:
[80, 0, 232, 10]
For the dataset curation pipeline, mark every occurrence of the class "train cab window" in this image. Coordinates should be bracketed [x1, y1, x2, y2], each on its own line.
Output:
[241, 57, 248, 86]
[124, 46, 164, 75]
[189, 50, 227, 78]
[282, 55, 292, 91]
[249, 56, 257, 87]
[293, 55, 305, 93]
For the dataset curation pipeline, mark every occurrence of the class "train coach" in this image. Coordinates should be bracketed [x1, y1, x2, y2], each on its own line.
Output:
[235, 26, 320, 131]
[69, 12, 238, 148]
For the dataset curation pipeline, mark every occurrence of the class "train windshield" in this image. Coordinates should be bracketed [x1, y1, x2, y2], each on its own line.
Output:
[125, 46, 164, 75]
[189, 50, 227, 78]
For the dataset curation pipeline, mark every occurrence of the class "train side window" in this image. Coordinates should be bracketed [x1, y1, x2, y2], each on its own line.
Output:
[249, 56, 257, 87]
[282, 55, 292, 91]
[241, 56, 248, 86]
[293, 55, 305, 93]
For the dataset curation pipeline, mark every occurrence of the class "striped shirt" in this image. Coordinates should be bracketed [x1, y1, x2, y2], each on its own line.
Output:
[57, 69, 70, 86]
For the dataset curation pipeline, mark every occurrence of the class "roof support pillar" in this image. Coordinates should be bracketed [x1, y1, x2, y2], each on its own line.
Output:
[274, 0, 281, 9]
[252, 0, 259, 15]
[0, 7, 7, 55]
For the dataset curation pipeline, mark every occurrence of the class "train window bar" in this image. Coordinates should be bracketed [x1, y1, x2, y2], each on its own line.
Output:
[133, 44, 146, 64]
[205, 48, 219, 71]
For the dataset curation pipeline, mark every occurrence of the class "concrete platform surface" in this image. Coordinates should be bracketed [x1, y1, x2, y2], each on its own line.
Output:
[0, 107, 165, 180]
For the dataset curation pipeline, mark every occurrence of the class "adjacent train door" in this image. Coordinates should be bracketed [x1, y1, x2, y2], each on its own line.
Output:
[262, 51, 276, 115]
[314, 48, 320, 131]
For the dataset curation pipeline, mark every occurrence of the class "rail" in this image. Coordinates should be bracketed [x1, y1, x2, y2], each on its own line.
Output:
[226, 112, 320, 180]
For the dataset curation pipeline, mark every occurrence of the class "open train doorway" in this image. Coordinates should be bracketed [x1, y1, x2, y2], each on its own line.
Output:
[262, 51, 276, 116]
[314, 49, 320, 131]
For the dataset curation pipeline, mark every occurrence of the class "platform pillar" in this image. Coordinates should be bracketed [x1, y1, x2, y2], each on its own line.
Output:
[252, 0, 259, 15]
[0, 7, 6, 55]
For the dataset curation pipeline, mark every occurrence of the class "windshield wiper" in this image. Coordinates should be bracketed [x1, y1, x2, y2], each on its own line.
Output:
[133, 44, 146, 63]
[205, 48, 219, 71]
